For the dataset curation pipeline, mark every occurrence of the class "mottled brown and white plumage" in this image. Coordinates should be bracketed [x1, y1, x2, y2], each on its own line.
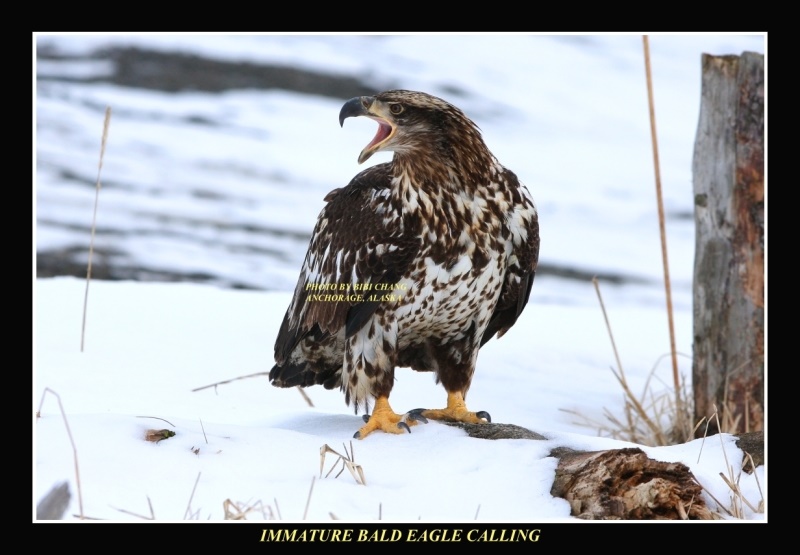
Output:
[269, 90, 539, 438]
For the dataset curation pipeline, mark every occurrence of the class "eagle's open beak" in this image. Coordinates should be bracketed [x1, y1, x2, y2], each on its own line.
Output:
[339, 96, 396, 164]
[339, 96, 370, 126]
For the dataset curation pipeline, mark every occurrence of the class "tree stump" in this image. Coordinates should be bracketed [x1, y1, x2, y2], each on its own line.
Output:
[692, 52, 764, 436]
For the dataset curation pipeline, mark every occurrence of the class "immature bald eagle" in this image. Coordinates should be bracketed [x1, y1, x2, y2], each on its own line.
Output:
[270, 90, 539, 439]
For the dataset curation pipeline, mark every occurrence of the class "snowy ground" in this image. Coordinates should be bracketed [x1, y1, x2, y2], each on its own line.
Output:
[35, 278, 764, 521]
[34, 34, 766, 522]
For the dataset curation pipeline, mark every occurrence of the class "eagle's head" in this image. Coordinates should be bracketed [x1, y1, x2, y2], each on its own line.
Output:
[339, 90, 487, 167]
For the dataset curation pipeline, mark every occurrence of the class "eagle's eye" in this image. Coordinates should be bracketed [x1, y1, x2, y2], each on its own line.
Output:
[389, 103, 404, 115]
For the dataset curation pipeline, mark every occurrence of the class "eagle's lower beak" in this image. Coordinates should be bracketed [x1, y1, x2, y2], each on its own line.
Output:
[339, 96, 395, 165]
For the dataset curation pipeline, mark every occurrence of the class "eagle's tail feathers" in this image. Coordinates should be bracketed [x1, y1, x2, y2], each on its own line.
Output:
[270, 362, 342, 390]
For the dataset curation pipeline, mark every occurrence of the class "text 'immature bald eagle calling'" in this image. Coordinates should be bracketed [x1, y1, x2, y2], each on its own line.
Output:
[270, 90, 539, 438]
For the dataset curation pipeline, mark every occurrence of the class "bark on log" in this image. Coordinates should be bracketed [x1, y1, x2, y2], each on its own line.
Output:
[550, 447, 713, 520]
[736, 430, 764, 473]
[692, 52, 764, 436]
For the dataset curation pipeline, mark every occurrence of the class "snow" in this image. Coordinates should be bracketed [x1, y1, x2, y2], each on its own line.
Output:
[34, 33, 766, 523]
[34, 277, 764, 522]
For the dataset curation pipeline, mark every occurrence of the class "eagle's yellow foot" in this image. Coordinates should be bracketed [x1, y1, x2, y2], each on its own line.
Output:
[412, 391, 491, 424]
[354, 396, 427, 439]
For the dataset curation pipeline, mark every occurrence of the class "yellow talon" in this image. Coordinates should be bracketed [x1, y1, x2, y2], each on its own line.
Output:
[355, 396, 420, 439]
[419, 391, 490, 424]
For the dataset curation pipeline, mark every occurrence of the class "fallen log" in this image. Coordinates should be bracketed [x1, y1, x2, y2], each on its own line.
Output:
[549, 447, 712, 520]
[445, 422, 763, 520]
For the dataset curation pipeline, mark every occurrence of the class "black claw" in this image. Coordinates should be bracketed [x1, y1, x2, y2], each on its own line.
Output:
[397, 422, 411, 433]
[362, 414, 371, 423]
[353, 431, 362, 439]
[476, 411, 492, 423]
[406, 411, 428, 424]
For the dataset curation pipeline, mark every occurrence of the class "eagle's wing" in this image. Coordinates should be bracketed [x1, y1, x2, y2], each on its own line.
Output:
[274, 164, 420, 365]
[480, 170, 540, 347]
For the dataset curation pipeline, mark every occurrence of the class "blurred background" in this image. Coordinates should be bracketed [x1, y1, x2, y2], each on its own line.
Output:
[34, 34, 765, 310]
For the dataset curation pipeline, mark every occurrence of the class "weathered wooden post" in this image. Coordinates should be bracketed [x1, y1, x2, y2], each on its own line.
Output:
[692, 52, 764, 436]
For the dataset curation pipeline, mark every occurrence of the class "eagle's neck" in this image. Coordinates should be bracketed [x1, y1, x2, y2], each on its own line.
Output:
[390, 130, 495, 197]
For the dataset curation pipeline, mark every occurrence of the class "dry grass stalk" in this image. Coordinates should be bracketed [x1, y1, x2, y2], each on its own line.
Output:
[199, 419, 208, 444]
[696, 406, 764, 519]
[642, 36, 682, 413]
[136, 415, 175, 426]
[592, 278, 672, 445]
[296, 386, 315, 407]
[192, 372, 269, 392]
[693, 364, 761, 439]
[744, 452, 764, 510]
[36, 387, 84, 519]
[699, 486, 733, 518]
[223, 498, 275, 520]
[564, 355, 696, 447]
[676, 500, 688, 520]
[113, 496, 156, 520]
[184, 472, 202, 520]
[713, 410, 763, 518]
[683, 494, 697, 521]
[581, 278, 697, 446]
[719, 360, 759, 434]
[718, 473, 760, 514]
[319, 441, 366, 485]
[303, 476, 315, 520]
[192, 375, 315, 407]
[81, 106, 112, 353]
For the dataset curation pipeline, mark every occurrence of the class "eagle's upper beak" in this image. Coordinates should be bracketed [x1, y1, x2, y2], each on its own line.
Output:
[339, 96, 397, 164]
